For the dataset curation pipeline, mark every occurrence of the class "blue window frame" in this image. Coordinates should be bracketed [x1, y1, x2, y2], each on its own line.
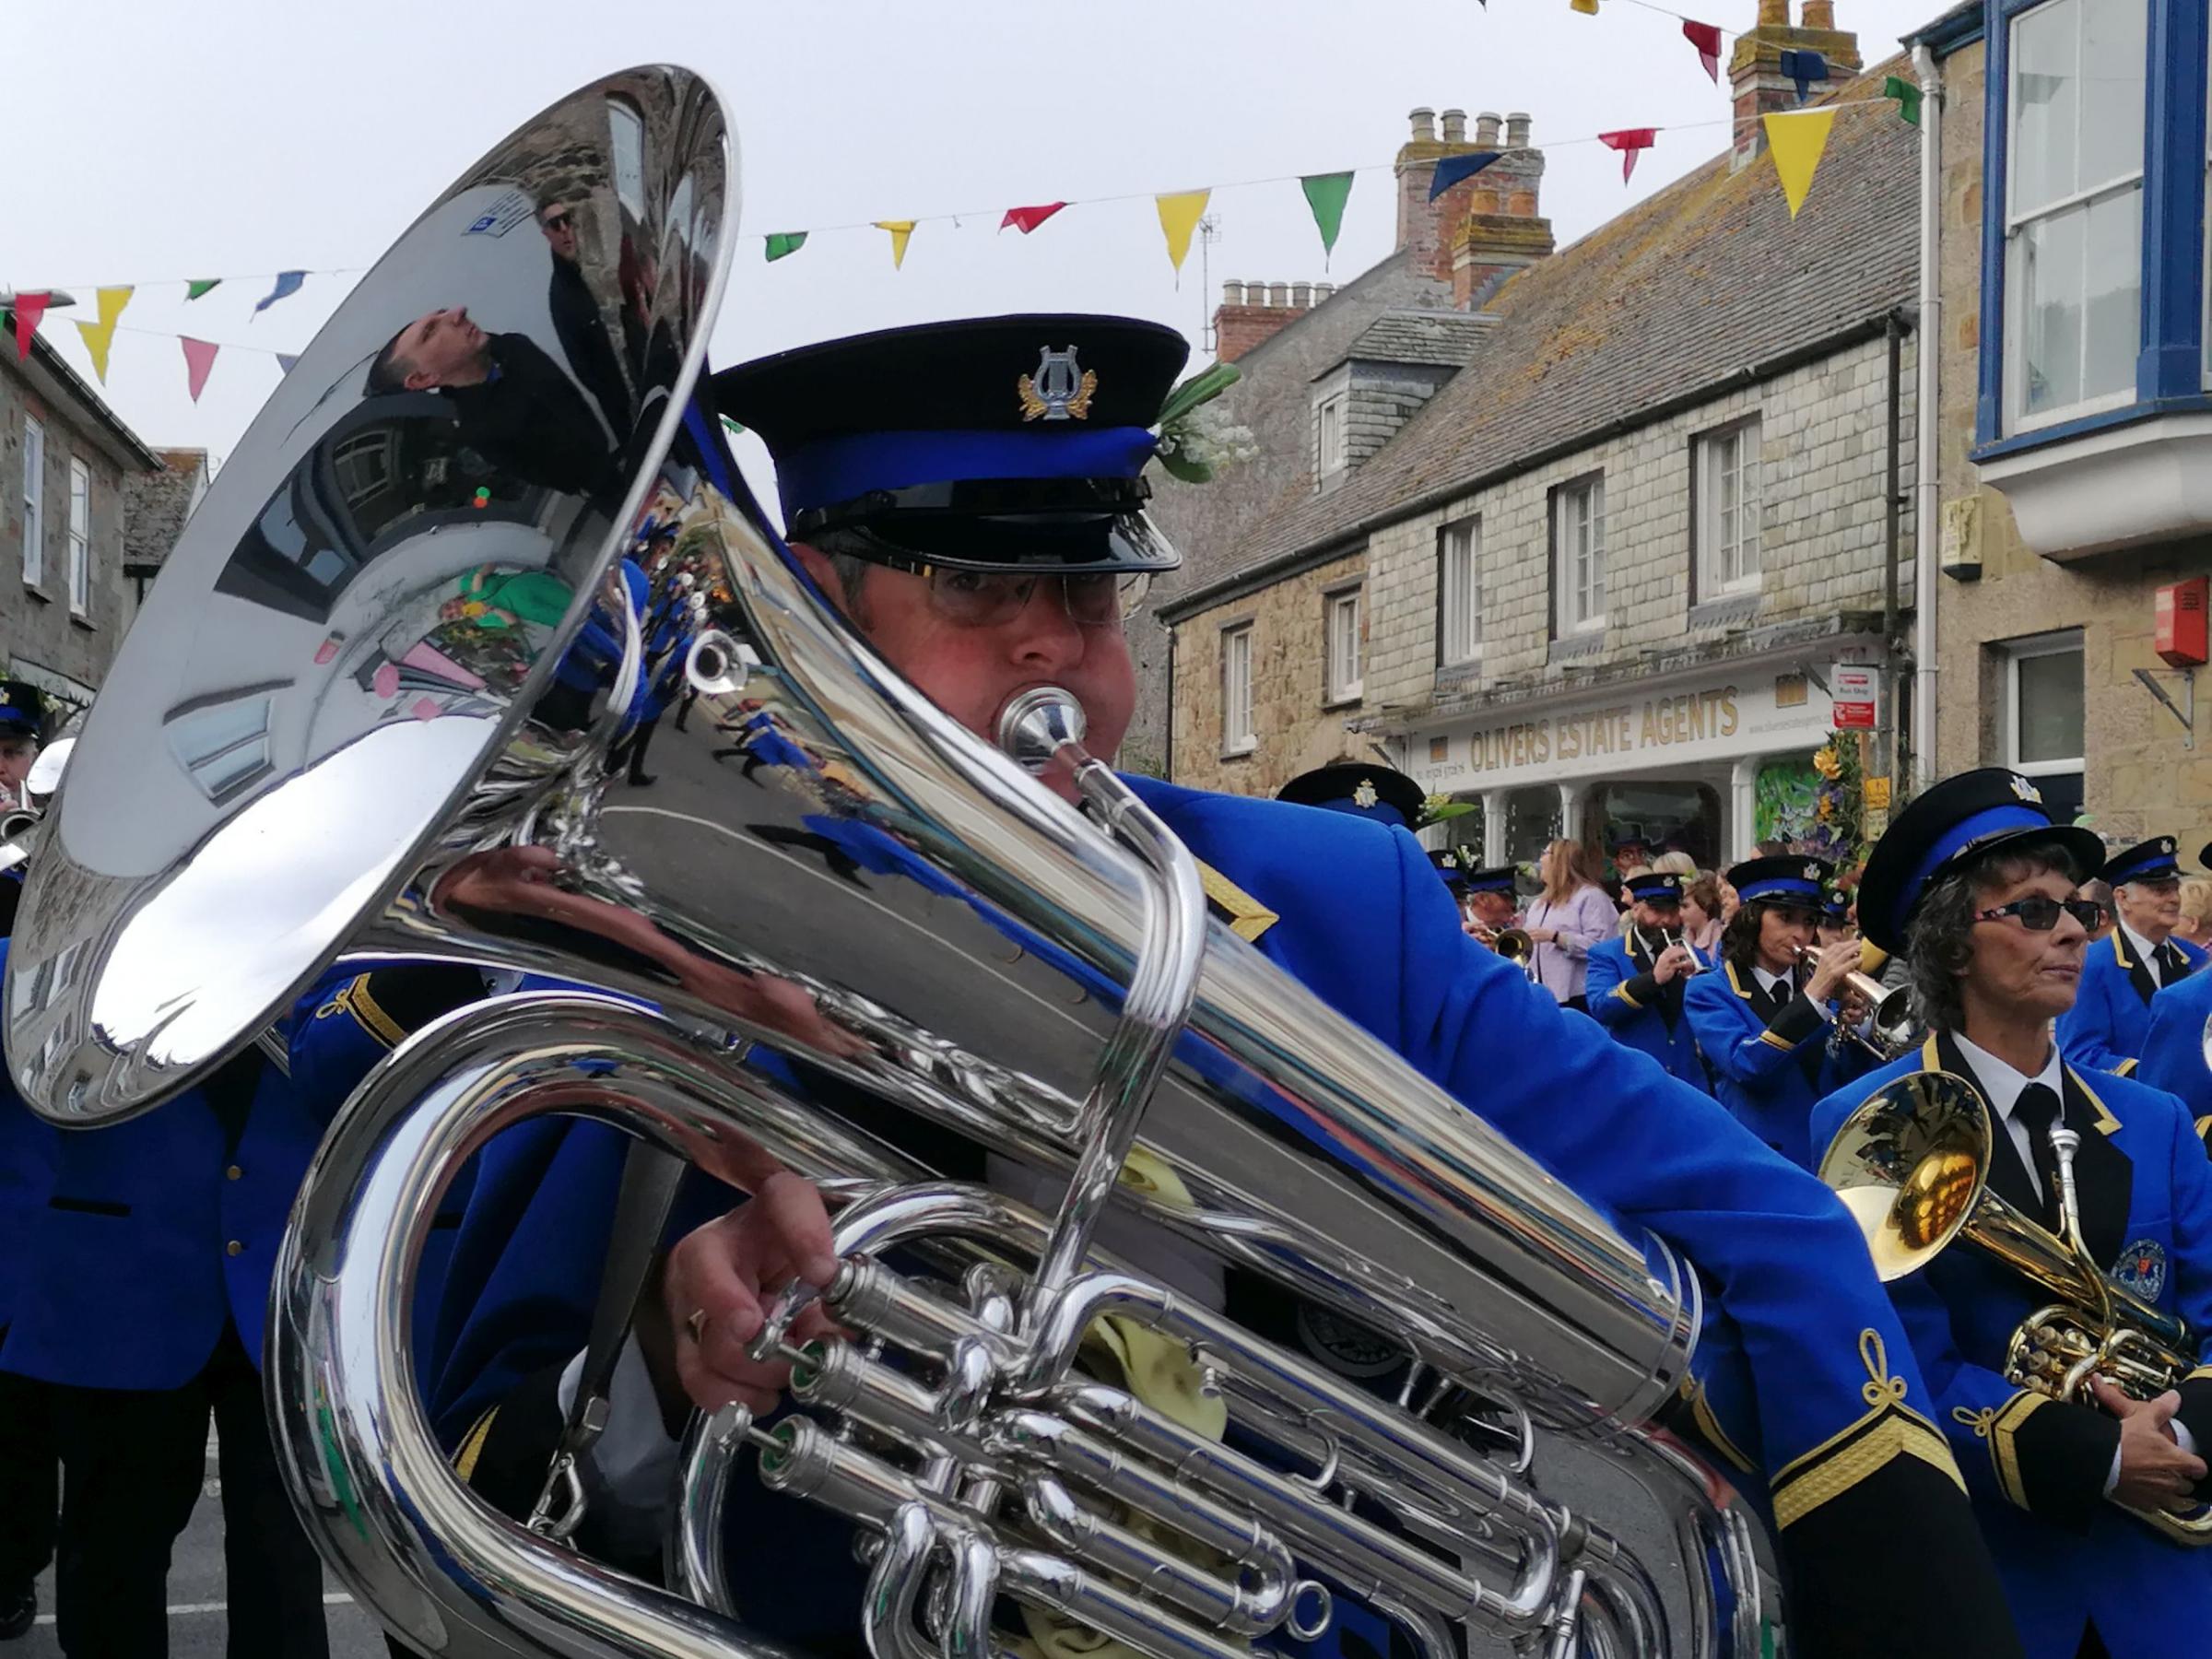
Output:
[1973, 0, 2212, 455]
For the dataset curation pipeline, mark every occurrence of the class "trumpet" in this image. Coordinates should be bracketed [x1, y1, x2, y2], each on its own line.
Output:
[1488, 926, 1535, 964]
[1793, 942, 1919, 1060]
[1631, 925, 1700, 974]
[1820, 1070, 2210, 1544]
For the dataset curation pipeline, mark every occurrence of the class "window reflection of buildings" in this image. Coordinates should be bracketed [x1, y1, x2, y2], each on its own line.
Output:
[213, 408, 551, 627]
[164, 684, 281, 805]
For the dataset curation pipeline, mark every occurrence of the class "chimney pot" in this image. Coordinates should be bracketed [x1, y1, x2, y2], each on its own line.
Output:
[1504, 112, 1532, 149]
[1475, 111, 1502, 147]
[1313, 282, 1335, 300]
[1221, 279, 1244, 305]
[1440, 109, 1467, 142]
[1409, 106, 1437, 142]
[1291, 281, 1312, 307]
[1757, 0, 1788, 22]
[1801, 0, 1833, 24]
[1267, 281, 1290, 307]
[1244, 280, 1266, 304]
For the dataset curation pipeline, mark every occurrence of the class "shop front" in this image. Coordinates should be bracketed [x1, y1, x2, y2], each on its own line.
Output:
[1401, 659, 1851, 872]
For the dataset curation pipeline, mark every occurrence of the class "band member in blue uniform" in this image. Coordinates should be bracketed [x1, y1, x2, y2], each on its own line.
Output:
[1811, 771, 2212, 1659]
[0, 943, 479, 1659]
[0, 865, 53, 1639]
[2059, 837, 2207, 1077]
[1455, 863, 1523, 949]
[2136, 841, 2212, 1147]
[1684, 855, 1871, 1167]
[1276, 760, 1425, 830]
[0, 682, 45, 822]
[1589, 870, 1712, 1092]
[430, 314, 2022, 1659]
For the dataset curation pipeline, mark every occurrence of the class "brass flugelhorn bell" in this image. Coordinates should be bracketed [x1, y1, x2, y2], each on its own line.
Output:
[1818, 1069, 2212, 1546]
[1490, 927, 1535, 964]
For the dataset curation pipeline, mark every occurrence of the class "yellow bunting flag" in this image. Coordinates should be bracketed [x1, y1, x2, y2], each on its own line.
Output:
[1763, 108, 1838, 218]
[1155, 190, 1210, 279]
[1570, 0, 1600, 13]
[74, 286, 133, 382]
[874, 220, 916, 269]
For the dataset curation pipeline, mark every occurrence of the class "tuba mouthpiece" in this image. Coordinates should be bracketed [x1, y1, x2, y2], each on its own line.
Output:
[996, 687, 1088, 774]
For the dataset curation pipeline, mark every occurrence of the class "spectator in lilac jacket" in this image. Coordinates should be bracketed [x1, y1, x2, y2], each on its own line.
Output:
[1522, 838, 1618, 1011]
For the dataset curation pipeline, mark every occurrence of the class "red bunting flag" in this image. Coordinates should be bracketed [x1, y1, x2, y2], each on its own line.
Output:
[181, 337, 219, 403]
[9, 293, 50, 361]
[1683, 21, 1723, 82]
[1599, 128, 1657, 182]
[1000, 202, 1067, 235]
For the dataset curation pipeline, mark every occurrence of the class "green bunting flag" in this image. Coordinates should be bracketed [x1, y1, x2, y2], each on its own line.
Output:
[1300, 172, 1354, 265]
[764, 231, 808, 262]
[1883, 75, 1924, 126]
[184, 279, 221, 300]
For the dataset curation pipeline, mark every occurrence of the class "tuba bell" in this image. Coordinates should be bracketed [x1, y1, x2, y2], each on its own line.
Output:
[6, 69, 1781, 1659]
[1819, 1069, 2212, 1544]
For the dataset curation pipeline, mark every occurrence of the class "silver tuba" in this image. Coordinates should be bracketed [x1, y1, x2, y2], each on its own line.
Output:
[5, 70, 1777, 1659]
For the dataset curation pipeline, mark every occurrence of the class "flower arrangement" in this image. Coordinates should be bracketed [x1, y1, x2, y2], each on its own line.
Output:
[1153, 362, 1260, 484]
[1804, 735, 1865, 865]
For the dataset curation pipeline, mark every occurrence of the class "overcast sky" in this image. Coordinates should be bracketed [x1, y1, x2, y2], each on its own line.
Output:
[7, 0, 1945, 478]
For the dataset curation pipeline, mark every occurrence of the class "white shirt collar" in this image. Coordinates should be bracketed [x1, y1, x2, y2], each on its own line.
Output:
[1749, 962, 1791, 997]
[1950, 1030, 2064, 1124]
[2118, 918, 2169, 978]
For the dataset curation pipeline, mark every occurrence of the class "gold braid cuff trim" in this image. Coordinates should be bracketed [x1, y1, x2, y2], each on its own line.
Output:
[2194, 1115, 2212, 1146]
[454, 1406, 499, 1485]
[1759, 1029, 1797, 1052]
[1679, 1374, 1756, 1474]
[319, 973, 406, 1050]
[1952, 1392, 2045, 1511]
[1613, 984, 1643, 1011]
[1195, 862, 1278, 945]
[1771, 1330, 1964, 1529]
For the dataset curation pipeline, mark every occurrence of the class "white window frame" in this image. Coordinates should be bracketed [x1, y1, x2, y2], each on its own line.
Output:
[2003, 0, 2147, 432]
[66, 457, 90, 617]
[1553, 475, 1607, 635]
[1221, 623, 1255, 757]
[20, 415, 42, 587]
[1696, 418, 1762, 594]
[1316, 393, 1347, 477]
[2003, 629, 2086, 778]
[1324, 585, 1363, 705]
[1439, 517, 1482, 666]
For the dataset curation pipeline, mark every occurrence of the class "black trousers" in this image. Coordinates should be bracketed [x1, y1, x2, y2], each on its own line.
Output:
[0, 1361, 57, 1588]
[46, 1323, 329, 1659]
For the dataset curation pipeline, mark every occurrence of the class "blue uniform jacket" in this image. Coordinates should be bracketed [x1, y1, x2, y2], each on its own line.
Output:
[1586, 933, 1713, 1094]
[429, 776, 2003, 1657]
[1810, 1035, 2212, 1659]
[2137, 968, 2212, 1142]
[1683, 958, 1869, 1170]
[2058, 929, 2206, 1078]
[0, 950, 477, 1391]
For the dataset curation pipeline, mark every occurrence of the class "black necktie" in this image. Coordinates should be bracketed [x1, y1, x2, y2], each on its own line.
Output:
[2013, 1083, 2065, 1231]
[1762, 977, 1792, 1019]
[2159, 942, 2186, 984]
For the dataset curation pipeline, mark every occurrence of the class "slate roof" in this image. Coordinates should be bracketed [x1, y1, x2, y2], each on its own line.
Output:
[1165, 55, 1920, 615]
[1336, 310, 1494, 371]
[123, 450, 207, 570]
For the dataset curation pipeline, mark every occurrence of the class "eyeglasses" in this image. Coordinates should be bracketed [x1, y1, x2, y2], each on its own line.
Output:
[1973, 896, 2106, 932]
[541, 211, 574, 231]
[922, 567, 1147, 630]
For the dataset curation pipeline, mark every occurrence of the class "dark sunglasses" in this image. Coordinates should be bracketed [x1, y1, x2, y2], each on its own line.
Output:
[1972, 896, 2105, 932]
[541, 211, 575, 231]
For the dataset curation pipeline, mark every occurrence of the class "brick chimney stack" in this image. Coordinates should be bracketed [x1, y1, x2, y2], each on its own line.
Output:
[1450, 113, 1554, 311]
[1394, 104, 1498, 282]
[1212, 278, 1336, 364]
[1729, 0, 1862, 170]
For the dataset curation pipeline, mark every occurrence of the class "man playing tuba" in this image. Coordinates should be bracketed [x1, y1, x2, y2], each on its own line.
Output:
[429, 315, 2021, 1659]
[1810, 769, 2212, 1659]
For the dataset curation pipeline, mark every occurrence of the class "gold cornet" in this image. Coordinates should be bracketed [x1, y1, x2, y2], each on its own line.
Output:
[1486, 927, 1535, 964]
[1793, 941, 1920, 1060]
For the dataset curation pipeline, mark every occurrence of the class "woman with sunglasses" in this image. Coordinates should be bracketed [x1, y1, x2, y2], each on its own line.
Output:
[1809, 769, 2212, 1659]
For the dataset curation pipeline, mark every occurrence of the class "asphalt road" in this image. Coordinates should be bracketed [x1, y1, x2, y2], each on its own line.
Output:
[9, 1433, 387, 1658]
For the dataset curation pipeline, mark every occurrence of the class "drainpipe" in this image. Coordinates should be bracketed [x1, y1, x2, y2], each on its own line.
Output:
[1883, 310, 1905, 792]
[1911, 43, 1944, 795]
[1161, 622, 1177, 781]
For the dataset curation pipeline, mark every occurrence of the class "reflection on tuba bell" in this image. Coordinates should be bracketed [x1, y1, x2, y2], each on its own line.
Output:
[5, 68, 1783, 1659]
[1819, 1070, 2212, 1545]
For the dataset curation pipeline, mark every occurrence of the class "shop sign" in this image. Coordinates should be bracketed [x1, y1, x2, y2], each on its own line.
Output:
[1832, 665, 1879, 731]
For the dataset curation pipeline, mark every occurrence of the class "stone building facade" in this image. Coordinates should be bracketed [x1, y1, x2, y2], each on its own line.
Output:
[0, 326, 161, 719]
[1913, 0, 2212, 840]
[1159, 16, 1924, 869]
